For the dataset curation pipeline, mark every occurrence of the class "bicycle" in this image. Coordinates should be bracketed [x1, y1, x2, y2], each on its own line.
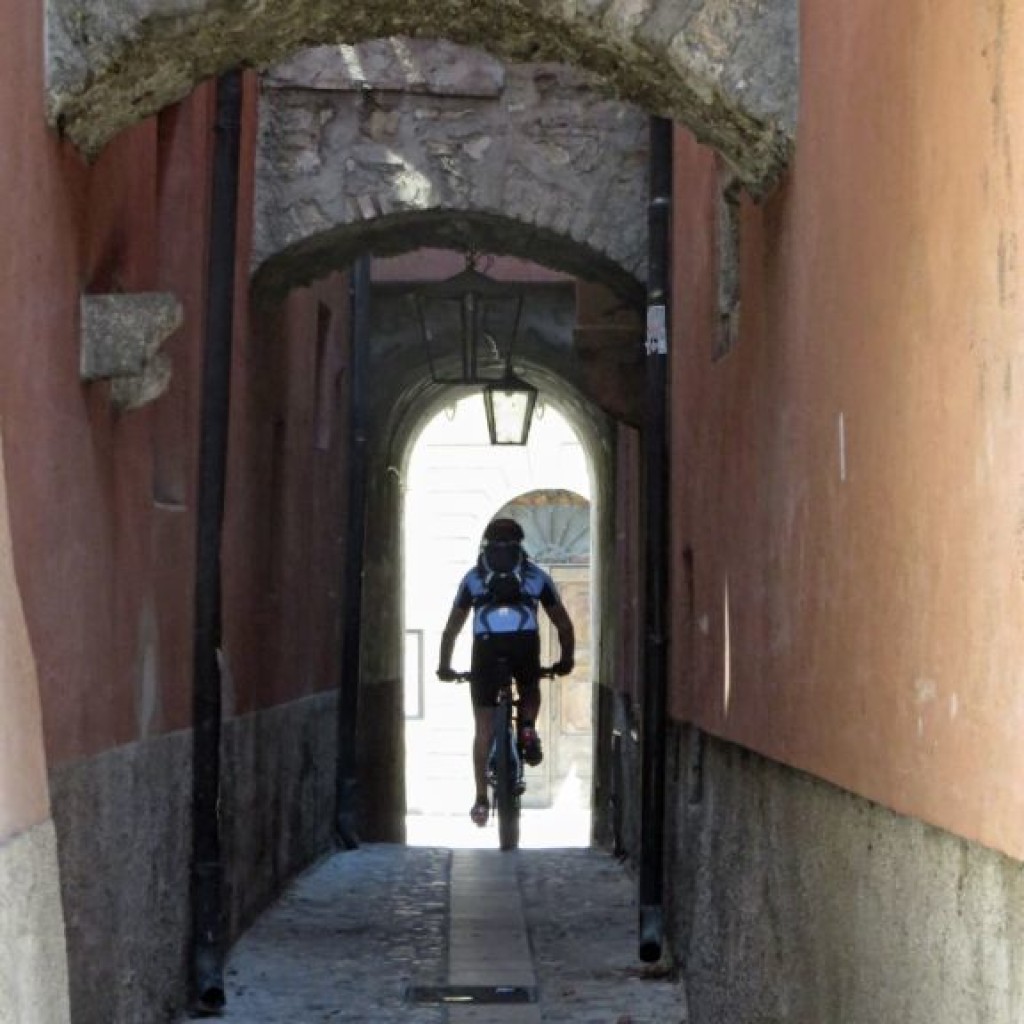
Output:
[451, 660, 555, 851]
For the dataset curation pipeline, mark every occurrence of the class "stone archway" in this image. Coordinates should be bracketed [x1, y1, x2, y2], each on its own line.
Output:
[253, 41, 649, 302]
[47, 0, 798, 194]
[342, 258, 621, 839]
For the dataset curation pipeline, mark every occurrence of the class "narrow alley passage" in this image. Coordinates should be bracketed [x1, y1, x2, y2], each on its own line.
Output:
[196, 845, 687, 1023]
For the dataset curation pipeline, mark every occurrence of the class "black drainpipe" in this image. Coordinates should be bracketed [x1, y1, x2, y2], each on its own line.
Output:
[190, 69, 243, 1015]
[638, 115, 672, 964]
[335, 253, 371, 849]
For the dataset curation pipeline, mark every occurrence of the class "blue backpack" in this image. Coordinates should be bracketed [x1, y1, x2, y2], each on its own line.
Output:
[480, 540, 525, 607]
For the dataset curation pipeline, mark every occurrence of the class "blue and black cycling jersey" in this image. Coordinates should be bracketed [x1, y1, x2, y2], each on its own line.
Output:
[453, 560, 561, 636]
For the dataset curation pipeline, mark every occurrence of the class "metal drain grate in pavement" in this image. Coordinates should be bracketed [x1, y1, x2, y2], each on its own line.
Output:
[407, 985, 536, 1005]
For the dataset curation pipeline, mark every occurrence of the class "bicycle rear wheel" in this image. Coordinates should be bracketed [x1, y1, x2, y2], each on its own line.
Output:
[493, 696, 520, 851]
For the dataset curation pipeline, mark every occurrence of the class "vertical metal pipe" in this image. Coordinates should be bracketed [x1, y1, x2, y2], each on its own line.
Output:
[190, 69, 243, 1015]
[335, 253, 372, 848]
[638, 115, 672, 964]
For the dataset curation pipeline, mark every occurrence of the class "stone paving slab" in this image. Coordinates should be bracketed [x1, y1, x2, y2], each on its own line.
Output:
[194, 844, 687, 1023]
[448, 851, 538, 1020]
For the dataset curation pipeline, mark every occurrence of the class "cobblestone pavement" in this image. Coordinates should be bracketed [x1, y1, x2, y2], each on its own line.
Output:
[201, 844, 688, 1023]
[519, 851, 686, 1023]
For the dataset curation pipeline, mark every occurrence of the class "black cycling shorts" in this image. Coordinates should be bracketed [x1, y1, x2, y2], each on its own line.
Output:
[470, 632, 541, 709]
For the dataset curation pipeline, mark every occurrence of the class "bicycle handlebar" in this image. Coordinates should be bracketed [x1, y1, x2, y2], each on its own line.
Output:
[440, 666, 559, 682]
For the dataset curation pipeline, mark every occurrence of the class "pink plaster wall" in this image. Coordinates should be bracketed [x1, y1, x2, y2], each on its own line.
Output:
[0, 91, 220, 768]
[670, 0, 1024, 858]
[0, 2, 319, 791]
[0, 0, 123, 827]
[0, 0, 354, 825]
[372, 249, 572, 284]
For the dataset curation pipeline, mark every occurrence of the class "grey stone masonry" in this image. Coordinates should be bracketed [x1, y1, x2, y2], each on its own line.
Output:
[80, 293, 181, 410]
[669, 726, 1024, 1024]
[0, 821, 72, 1024]
[46, 0, 797, 195]
[253, 42, 649, 299]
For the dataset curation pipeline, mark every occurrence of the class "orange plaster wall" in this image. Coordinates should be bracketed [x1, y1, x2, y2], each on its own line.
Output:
[670, 0, 1024, 858]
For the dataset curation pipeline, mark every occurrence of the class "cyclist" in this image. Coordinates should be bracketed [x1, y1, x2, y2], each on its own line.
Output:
[437, 517, 575, 827]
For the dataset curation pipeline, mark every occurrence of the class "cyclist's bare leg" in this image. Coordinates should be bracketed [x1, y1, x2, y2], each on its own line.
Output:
[472, 706, 496, 799]
[518, 688, 540, 726]
[516, 681, 543, 766]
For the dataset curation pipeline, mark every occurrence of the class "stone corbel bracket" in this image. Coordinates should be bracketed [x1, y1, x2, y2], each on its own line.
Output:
[80, 293, 182, 410]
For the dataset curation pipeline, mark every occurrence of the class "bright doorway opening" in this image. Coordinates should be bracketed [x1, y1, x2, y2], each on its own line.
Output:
[403, 394, 594, 848]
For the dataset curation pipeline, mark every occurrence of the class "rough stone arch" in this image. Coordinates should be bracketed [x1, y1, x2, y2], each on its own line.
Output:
[47, 0, 798, 194]
[254, 210, 644, 307]
[253, 43, 649, 302]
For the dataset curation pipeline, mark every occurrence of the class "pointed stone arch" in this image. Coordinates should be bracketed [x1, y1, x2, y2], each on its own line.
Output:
[47, 0, 798, 194]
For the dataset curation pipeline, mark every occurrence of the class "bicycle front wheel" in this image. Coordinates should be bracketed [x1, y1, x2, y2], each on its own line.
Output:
[493, 697, 520, 851]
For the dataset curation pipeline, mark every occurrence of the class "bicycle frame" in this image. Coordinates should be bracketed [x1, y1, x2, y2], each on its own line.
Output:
[447, 661, 555, 851]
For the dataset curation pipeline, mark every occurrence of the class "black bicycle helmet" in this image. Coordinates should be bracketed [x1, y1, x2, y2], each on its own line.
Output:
[482, 517, 525, 544]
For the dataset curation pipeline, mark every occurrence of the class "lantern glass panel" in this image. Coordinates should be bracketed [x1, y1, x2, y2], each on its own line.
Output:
[484, 380, 538, 445]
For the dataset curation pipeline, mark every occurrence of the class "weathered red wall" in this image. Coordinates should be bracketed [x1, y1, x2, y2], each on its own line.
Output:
[670, 0, 1024, 858]
[0, 0, 63, 840]
[0, 89, 222, 769]
[0, 0, 189, 836]
[0, 0, 329, 794]
[0, 0, 350, 841]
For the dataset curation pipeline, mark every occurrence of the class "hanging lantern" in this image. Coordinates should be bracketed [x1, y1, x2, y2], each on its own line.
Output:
[409, 256, 538, 446]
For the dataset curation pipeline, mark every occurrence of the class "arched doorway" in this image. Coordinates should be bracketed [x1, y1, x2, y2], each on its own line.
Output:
[402, 396, 594, 846]
[349, 247, 628, 842]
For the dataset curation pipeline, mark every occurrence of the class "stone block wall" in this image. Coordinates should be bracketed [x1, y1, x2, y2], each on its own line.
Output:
[50, 736, 193, 1024]
[668, 725, 1024, 1024]
[49, 692, 339, 1024]
[254, 42, 649, 300]
[0, 822, 71, 1024]
[221, 692, 339, 939]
